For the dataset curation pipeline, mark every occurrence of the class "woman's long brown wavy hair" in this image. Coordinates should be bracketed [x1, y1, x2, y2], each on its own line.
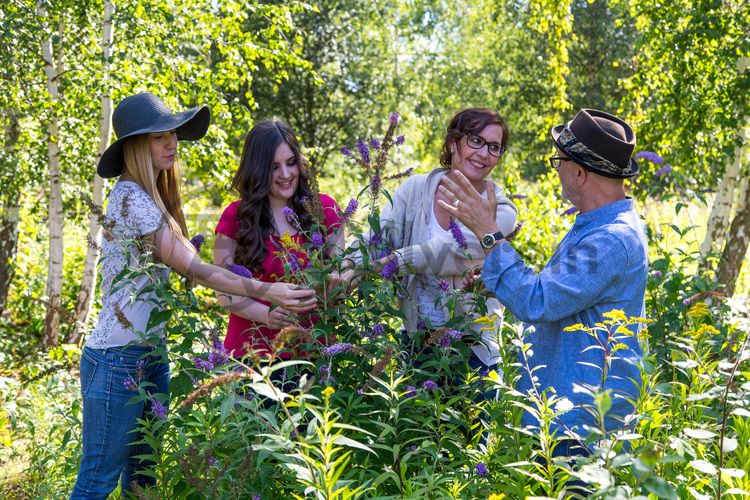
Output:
[232, 120, 313, 273]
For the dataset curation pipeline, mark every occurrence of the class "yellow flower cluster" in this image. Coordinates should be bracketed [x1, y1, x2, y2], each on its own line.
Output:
[279, 231, 301, 252]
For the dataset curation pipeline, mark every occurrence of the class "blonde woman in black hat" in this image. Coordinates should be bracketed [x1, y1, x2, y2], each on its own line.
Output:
[441, 109, 647, 463]
[71, 93, 316, 498]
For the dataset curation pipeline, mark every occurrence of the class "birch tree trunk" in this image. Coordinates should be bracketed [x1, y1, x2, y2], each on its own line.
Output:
[0, 109, 20, 309]
[67, 0, 114, 345]
[717, 154, 750, 296]
[40, 4, 64, 349]
[700, 56, 750, 263]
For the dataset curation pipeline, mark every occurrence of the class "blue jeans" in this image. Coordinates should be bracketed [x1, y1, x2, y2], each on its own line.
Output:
[71, 345, 169, 499]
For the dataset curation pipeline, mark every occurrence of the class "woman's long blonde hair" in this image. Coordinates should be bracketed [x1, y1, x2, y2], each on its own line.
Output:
[122, 134, 190, 248]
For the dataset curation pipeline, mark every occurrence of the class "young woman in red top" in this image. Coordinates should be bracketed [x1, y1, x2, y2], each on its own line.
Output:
[214, 120, 342, 359]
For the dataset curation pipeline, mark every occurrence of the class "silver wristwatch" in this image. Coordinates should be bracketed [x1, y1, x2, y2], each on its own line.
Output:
[481, 230, 505, 249]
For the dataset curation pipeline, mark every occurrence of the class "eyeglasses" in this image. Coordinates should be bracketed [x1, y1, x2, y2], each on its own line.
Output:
[548, 155, 571, 170]
[465, 134, 508, 157]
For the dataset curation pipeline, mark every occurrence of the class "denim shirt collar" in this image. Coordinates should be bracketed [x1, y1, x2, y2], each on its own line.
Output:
[573, 198, 633, 229]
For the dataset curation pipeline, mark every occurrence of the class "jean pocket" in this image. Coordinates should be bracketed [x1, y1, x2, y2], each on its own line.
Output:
[80, 348, 99, 397]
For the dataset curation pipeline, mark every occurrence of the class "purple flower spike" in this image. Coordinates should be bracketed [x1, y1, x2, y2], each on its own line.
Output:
[635, 151, 665, 165]
[319, 365, 334, 382]
[422, 380, 438, 392]
[395, 135, 405, 145]
[448, 221, 468, 250]
[655, 164, 673, 176]
[228, 263, 253, 279]
[370, 323, 385, 337]
[405, 385, 417, 398]
[343, 198, 358, 219]
[437, 279, 450, 291]
[190, 235, 205, 252]
[311, 231, 324, 249]
[369, 137, 381, 150]
[322, 343, 354, 357]
[370, 175, 381, 193]
[651, 270, 663, 278]
[475, 462, 488, 478]
[340, 146, 352, 157]
[562, 206, 579, 216]
[381, 258, 399, 280]
[150, 398, 168, 420]
[416, 318, 427, 330]
[390, 112, 400, 124]
[123, 378, 138, 391]
[208, 350, 228, 367]
[356, 140, 370, 163]
[369, 231, 383, 246]
[288, 254, 304, 272]
[192, 355, 215, 371]
[253, 495, 261, 500]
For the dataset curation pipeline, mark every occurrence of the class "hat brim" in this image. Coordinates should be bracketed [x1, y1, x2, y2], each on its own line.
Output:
[550, 124, 638, 179]
[97, 105, 211, 178]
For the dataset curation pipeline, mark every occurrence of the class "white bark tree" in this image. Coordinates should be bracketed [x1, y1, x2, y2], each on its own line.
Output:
[700, 57, 750, 264]
[68, 0, 114, 345]
[39, 2, 64, 349]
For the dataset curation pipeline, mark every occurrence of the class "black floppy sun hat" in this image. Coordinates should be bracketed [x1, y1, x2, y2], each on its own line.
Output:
[97, 92, 211, 178]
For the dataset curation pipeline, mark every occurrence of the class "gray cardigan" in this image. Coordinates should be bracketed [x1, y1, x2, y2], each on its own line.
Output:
[357, 167, 517, 359]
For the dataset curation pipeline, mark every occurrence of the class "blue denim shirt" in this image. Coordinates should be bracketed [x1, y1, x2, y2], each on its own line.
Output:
[482, 199, 647, 433]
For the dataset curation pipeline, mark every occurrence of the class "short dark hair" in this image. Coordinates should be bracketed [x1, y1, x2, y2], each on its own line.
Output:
[439, 108, 510, 168]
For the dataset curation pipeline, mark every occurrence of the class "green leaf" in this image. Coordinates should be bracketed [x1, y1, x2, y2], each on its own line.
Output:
[643, 477, 677, 499]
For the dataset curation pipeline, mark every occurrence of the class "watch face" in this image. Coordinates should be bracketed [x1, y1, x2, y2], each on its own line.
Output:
[482, 234, 495, 248]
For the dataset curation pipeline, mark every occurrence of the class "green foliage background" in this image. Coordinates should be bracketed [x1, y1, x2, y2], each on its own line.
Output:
[1, 0, 750, 497]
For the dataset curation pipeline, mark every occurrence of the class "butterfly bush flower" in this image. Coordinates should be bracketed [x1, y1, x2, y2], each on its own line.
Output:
[282, 206, 301, 229]
[319, 365, 334, 382]
[381, 258, 399, 280]
[228, 263, 253, 279]
[370, 323, 385, 337]
[123, 378, 138, 391]
[395, 135, 405, 145]
[343, 198, 358, 219]
[390, 112, 400, 124]
[369, 137, 381, 150]
[422, 380, 438, 392]
[370, 175, 381, 193]
[356, 140, 370, 163]
[340, 146, 352, 157]
[322, 343, 354, 357]
[562, 206, 579, 216]
[635, 151, 665, 165]
[192, 355, 214, 371]
[190, 235, 205, 252]
[253, 495, 261, 500]
[475, 462, 488, 478]
[655, 164, 673, 176]
[311, 231, 325, 249]
[405, 385, 417, 398]
[288, 254, 305, 272]
[437, 279, 450, 291]
[150, 397, 168, 420]
[369, 231, 383, 246]
[437, 329, 462, 348]
[651, 270, 663, 278]
[416, 318, 427, 330]
[448, 221, 468, 249]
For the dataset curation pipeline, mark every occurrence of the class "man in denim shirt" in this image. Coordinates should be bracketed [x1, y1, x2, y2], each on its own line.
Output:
[439, 109, 647, 452]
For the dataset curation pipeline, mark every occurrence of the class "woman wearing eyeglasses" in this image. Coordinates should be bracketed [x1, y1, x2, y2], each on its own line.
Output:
[354, 108, 517, 378]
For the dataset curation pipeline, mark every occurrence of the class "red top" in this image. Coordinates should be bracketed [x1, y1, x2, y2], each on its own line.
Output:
[215, 194, 342, 358]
